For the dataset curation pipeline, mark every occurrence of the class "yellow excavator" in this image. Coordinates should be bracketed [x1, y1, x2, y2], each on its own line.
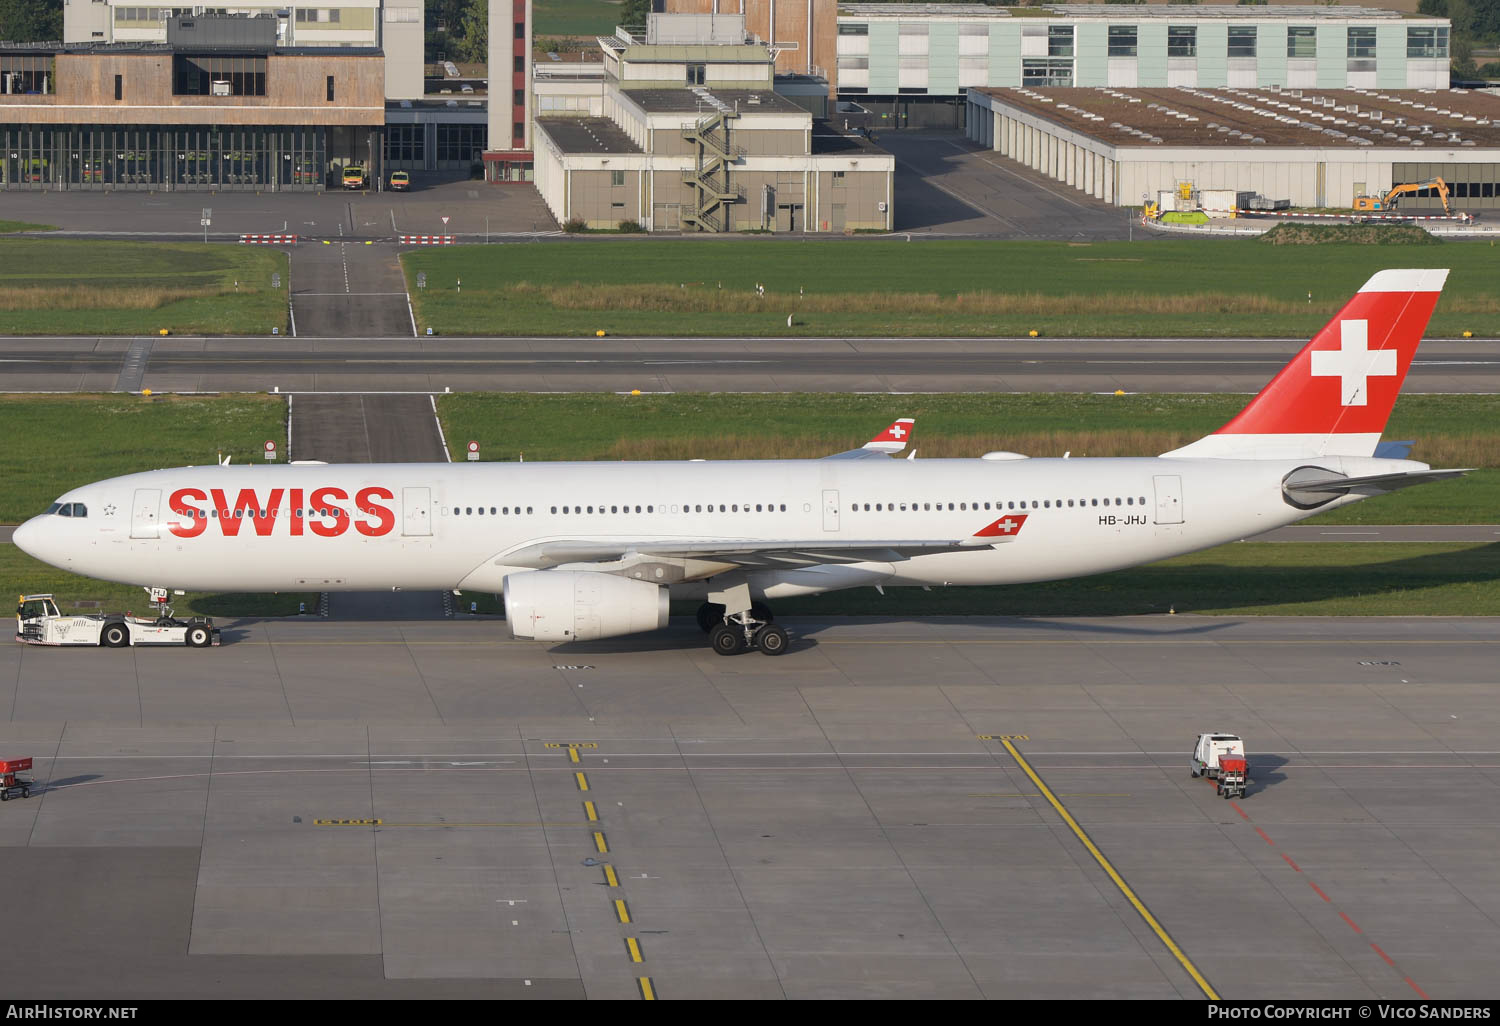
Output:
[1353, 178, 1452, 214]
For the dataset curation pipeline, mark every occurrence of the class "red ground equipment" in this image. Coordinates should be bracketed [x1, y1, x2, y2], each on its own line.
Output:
[0, 757, 34, 801]
[1216, 756, 1248, 799]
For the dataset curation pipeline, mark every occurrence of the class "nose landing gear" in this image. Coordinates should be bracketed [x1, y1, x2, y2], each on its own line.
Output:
[700, 602, 787, 656]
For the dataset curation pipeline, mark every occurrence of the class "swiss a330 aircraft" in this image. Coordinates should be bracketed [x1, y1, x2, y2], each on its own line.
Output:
[13, 269, 1465, 656]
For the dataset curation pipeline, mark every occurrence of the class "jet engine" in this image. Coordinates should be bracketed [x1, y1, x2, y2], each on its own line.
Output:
[503, 571, 670, 642]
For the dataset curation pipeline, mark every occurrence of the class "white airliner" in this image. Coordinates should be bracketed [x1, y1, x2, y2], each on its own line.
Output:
[13, 269, 1464, 656]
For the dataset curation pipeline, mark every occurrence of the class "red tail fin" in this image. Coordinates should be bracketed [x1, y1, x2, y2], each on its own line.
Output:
[1164, 269, 1448, 459]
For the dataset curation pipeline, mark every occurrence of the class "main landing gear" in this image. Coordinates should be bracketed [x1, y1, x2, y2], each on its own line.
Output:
[697, 601, 788, 657]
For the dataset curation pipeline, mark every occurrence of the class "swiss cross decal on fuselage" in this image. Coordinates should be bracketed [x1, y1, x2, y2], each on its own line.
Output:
[973, 513, 1028, 538]
[166, 486, 396, 538]
[1309, 320, 1398, 407]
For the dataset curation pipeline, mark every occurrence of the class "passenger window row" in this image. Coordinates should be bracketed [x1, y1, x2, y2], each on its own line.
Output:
[852, 496, 1148, 512]
[541, 503, 789, 515]
[453, 506, 533, 516]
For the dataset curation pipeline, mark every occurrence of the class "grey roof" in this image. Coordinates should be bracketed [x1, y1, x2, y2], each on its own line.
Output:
[623, 88, 806, 115]
[534, 117, 644, 154]
[811, 129, 889, 155]
[838, 3, 1431, 19]
[975, 86, 1500, 149]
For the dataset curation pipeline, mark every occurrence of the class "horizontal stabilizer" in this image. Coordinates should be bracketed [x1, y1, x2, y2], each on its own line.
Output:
[1283, 467, 1470, 507]
[1373, 440, 1416, 460]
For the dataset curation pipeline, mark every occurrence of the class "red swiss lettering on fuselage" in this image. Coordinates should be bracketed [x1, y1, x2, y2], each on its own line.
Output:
[165, 485, 396, 539]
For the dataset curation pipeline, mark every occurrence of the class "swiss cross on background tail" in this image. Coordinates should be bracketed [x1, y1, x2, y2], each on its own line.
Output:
[863, 417, 916, 454]
[1162, 269, 1449, 459]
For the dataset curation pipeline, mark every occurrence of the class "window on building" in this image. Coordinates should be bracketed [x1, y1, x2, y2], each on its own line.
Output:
[832, 170, 845, 187]
[1347, 27, 1377, 59]
[1107, 26, 1137, 58]
[114, 74, 123, 100]
[838, 23, 868, 35]
[437, 123, 487, 163]
[837, 56, 869, 70]
[173, 55, 268, 97]
[1021, 59, 1073, 87]
[1228, 26, 1257, 58]
[512, 121, 525, 145]
[1287, 26, 1317, 59]
[514, 88, 524, 108]
[1407, 26, 1449, 59]
[610, 169, 624, 186]
[0, 55, 54, 94]
[514, 22, 524, 39]
[327, 74, 334, 101]
[1048, 25, 1074, 58]
[384, 124, 425, 163]
[1167, 26, 1196, 58]
[686, 62, 706, 85]
[514, 55, 524, 72]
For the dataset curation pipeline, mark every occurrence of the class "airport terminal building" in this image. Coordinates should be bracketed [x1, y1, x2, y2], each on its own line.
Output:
[0, 15, 384, 191]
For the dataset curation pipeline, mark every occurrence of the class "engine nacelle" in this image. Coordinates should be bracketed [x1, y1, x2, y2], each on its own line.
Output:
[503, 571, 670, 642]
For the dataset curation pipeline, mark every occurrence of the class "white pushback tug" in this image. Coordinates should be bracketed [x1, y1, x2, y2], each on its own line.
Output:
[16, 591, 220, 648]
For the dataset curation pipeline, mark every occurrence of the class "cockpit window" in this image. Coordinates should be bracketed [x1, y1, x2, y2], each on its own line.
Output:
[69, 503, 86, 518]
[50, 502, 87, 518]
[44, 502, 61, 515]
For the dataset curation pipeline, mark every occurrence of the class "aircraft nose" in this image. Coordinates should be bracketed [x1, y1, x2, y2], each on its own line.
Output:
[11, 518, 39, 558]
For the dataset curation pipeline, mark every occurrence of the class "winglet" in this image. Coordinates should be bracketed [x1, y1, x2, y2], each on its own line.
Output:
[863, 418, 915, 454]
[962, 513, 1028, 545]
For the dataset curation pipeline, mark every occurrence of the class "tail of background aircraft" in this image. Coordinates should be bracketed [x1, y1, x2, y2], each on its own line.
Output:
[1163, 268, 1449, 460]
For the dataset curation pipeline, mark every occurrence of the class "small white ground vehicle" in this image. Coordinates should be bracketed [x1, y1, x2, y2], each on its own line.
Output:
[15, 593, 219, 648]
[1191, 733, 1248, 786]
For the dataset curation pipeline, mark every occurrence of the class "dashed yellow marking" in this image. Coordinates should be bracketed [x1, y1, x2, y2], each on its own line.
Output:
[594, 831, 609, 854]
[614, 898, 631, 924]
[603, 864, 619, 888]
[584, 801, 598, 822]
[569, 747, 581, 764]
[979, 734, 1030, 741]
[544, 742, 597, 749]
[575, 772, 589, 792]
[626, 937, 644, 963]
[1000, 738, 1219, 1001]
[313, 818, 381, 826]
[638, 977, 656, 1001]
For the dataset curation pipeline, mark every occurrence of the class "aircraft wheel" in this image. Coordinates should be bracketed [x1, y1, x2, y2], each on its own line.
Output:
[754, 623, 789, 656]
[186, 625, 211, 648]
[696, 602, 726, 634]
[710, 624, 746, 656]
[102, 624, 129, 648]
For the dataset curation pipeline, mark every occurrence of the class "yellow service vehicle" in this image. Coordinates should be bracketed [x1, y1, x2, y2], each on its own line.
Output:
[341, 164, 367, 189]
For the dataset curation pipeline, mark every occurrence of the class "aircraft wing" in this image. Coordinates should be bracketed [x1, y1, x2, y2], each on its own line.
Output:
[500, 537, 975, 570]
[498, 514, 1029, 570]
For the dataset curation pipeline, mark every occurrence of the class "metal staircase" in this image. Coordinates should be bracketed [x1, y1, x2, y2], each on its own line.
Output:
[681, 110, 740, 233]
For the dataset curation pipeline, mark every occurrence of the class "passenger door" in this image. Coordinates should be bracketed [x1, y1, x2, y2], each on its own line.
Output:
[822, 489, 840, 532]
[130, 488, 161, 539]
[1153, 475, 1184, 525]
[402, 487, 431, 536]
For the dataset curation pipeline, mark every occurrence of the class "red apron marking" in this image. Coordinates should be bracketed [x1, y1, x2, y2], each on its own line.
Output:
[1339, 911, 1362, 934]
[1254, 826, 1275, 845]
[1281, 853, 1301, 872]
[1308, 881, 1332, 903]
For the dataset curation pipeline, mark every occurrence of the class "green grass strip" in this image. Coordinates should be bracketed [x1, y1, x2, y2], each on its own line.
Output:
[404, 239, 1500, 338]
